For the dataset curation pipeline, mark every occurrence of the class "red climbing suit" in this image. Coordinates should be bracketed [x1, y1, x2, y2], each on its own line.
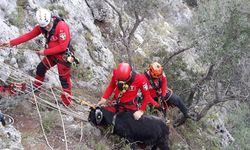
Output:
[102, 69, 159, 113]
[142, 71, 168, 98]
[9, 17, 72, 105]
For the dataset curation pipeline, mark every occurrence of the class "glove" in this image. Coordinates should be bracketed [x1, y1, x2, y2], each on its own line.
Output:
[97, 98, 107, 106]
[0, 41, 10, 48]
[133, 110, 144, 120]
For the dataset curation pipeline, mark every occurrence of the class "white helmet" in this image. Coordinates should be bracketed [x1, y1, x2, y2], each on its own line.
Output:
[36, 8, 51, 27]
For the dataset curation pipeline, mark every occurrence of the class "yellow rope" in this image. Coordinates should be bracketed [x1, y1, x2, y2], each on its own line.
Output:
[79, 99, 95, 108]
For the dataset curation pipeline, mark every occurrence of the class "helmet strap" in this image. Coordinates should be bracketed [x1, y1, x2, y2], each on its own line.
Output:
[44, 19, 53, 32]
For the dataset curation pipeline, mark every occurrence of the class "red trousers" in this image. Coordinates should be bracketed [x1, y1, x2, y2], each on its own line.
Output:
[34, 55, 72, 105]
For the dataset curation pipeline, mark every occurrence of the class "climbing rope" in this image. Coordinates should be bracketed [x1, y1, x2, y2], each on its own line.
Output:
[79, 121, 84, 143]
[31, 47, 92, 111]
[0, 46, 93, 109]
[0, 60, 93, 148]
[0, 62, 92, 119]
[0, 62, 91, 148]
[50, 87, 68, 150]
[165, 88, 173, 102]
[0, 45, 94, 147]
[30, 80, 53, 150]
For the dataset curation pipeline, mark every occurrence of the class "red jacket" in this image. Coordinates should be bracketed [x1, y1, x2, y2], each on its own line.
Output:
[10, 17, 70, 56]
[103, 69, 158, 112]
[142, 71, 168, 98]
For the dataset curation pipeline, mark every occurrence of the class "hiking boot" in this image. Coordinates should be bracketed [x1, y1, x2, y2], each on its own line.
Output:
[184, 112, 191, 119]
[173, 113, 188, 128]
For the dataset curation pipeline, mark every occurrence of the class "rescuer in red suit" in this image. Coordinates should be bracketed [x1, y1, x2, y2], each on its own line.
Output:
[0, 8, 72, 105]
[142, 62, 189, 120]
[97, 63, 160, 120]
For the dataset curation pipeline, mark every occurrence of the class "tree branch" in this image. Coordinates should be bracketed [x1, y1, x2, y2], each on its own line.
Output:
[191, 79, 247, 121]
[195, 97, 243, 121]
[162, 42, 196, 67]
[104, 0, 125, 34]
[127, 11, 144, 46]
[85, 0, 95, 19]
[186, 64, 214, 106]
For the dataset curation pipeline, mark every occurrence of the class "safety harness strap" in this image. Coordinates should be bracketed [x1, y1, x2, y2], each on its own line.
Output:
[40, 16, 78, 67]
[144, 71, 164, 106]
[55, 58, 71, 68]
[115, 71, 136, 112]
[144, 71, 162, 91]
[40, 16, 62, 45]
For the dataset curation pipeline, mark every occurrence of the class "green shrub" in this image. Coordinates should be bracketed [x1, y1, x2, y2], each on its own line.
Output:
[42, 111, 59, 133]
[7, 8, 25, 28]
[48, 5, 69, 18]
[16, 0, 28, 6]
[95, 142, 108, 150]
[226, 103, 250, 150]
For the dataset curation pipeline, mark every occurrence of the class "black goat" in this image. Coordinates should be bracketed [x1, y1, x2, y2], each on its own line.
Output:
[88, 107, 170, 150]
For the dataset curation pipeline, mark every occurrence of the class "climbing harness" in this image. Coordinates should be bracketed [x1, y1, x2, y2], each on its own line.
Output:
[144, 71, 164, 104]
[114, 71, 136, 112]
[144, 71, 162, 95]
[165, 88, 173, 102]
[144, 71, 173, 119]
[40, 16, 79, 68]
[63, 46, 79, 67]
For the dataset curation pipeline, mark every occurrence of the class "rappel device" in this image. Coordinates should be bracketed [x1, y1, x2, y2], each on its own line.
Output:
[63, 47, 80, 67]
